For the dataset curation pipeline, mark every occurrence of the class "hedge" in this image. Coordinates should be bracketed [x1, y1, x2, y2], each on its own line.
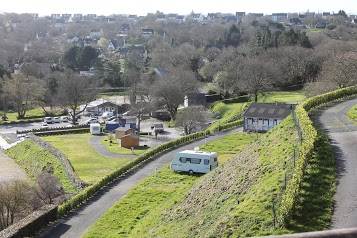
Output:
[278, 86, 357, 226]
[17, 124, 89, 134]
[34, 128, 90, 137]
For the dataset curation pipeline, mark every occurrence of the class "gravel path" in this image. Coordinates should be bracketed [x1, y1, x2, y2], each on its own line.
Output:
[88, 136, 136, 159]
[0, 150, 27, 183]
[39, 127, 243, 238]
[316, 97, 357, 228]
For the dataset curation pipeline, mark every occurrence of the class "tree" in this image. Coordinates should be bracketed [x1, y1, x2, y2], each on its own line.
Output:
[63, 46, 98, 71]
[35, 171, 63, 205]
[240, 57, 273, 102]
[151, 66, 197, 120]
[176, 106, 206, 135]
[3, 73, 45, 118]
[0, 179, 32, 230]
[57, 70, 99, 124]
[225, 24, 241, 47]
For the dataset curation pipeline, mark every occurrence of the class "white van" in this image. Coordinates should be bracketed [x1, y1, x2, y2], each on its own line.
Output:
[170, 150, 218, 174]
[101, 112, 114, 119]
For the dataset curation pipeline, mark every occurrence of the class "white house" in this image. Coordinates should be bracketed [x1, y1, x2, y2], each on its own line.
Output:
[242, 103, 293, 132]
[80, 99, 118, 115]
[90, 28, 104, 38]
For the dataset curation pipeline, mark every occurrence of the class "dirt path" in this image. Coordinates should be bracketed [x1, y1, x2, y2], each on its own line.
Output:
[316, 97, 357, 229]
[0, 150, 27, 183]
[39, 128, 242, 238]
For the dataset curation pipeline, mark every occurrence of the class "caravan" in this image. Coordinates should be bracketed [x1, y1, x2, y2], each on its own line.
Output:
[170, 149, 218, 174]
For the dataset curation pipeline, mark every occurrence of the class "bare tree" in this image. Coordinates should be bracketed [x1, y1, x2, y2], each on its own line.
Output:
[176, 106, 206, 135]
[35, 171, 64, 205]
[0, 179, 32, 230]
[3, 73, 45, 118]
[57, 70, 99, 124]
[151, 66, 198, 120]
[240, 57, 273, 102]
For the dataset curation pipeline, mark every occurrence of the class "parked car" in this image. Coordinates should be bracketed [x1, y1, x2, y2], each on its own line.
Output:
[60, 116, 70, 122]
[53, 117, 61, 123]
[85, 118, 99, 125]
[40, 123, 49, 129]
[101, 112, 114, 119]
[44, 117, 53, 124]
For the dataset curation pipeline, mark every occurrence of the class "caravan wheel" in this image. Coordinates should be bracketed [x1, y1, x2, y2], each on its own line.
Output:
[188, 170, 194, 175]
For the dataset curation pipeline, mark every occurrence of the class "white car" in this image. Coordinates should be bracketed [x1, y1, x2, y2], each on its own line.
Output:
[44, 117, 53, 124]
[85, 118, 99, 125]
[53, 117, 61, 123]
[61, 116, 70, 122]
[40, 123, 49, 129]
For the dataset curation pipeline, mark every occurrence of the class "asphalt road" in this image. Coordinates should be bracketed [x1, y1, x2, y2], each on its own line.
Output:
[39, 127, 242, 238]
[317, 97, 357, 229]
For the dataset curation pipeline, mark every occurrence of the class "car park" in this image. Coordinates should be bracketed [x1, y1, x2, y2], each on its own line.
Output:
[53, 117, 61, 123]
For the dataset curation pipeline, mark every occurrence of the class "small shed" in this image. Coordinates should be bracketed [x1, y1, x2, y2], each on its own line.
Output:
[90, 123, 101, 135]
[120, 134, 139, 148]
[115, 127, 136, 139]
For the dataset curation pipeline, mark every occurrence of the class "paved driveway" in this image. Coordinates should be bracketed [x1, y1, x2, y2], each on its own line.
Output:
[317, 97, 357, 228]
[39, 128, 242, 238]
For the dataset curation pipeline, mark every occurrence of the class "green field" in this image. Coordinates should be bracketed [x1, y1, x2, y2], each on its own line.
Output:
[100, 136, 149, 155]
[6, 140, 77, 193]
[258, 91, 306, 103]
[347, 104, 357, 124]
[42, 134, 130, 184]
[82, 132, 258, 237]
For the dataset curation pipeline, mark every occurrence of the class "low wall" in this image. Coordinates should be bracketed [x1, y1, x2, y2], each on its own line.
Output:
[258, 228, 357, 238]
[28, 135, 88, 189]
[0, 205, 57, 238]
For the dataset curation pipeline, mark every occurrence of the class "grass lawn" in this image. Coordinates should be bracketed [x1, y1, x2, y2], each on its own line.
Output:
[6, 140, 77, 193]
[83, 132, 257, 237]
[100, 136, 149, 155]
[258, 91, 306, 103]
[42, 134, 130, 184]
[347, 104, 357, 124]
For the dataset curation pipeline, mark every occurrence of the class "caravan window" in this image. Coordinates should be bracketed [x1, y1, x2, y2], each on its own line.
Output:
[190, 158, 201, 164]
[179, 157, 187, 163]
[214, 157, 217, 162]
[204, 159, 209, 165]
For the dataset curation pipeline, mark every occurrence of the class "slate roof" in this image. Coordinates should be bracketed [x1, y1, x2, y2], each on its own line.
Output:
[242, 103, 292, 119]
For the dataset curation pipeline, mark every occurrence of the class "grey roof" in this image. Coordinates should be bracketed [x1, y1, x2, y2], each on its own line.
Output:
[242, 103, 292, 119]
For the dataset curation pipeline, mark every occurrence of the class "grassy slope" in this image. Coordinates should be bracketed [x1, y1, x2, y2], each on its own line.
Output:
[135, 117, 298, 238]
[258, 91, 306, 103]
[347, 104, 357, 124]
[83, 133, 257, 238]
[6, 140, 77, 193]
[42, 134, 130, 184]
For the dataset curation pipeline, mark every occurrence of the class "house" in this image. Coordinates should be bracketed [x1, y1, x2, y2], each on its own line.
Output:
[73, 14, 83, 21]
[120, 133, 139, 148]
[31, 13, 39, 19]
[289, 18, 301, 25]
[128, 15, 137, 21]
[90, 28, 103, 38]
[83, 14, 97, 21]
[51, 14, 61, 19]
[236, 12, 246, 22]
[108, 39, 117, 51]
[156, 14, 167, 22]
[322, 12, 331, 19]
[167, 13, 178, 20]
[189, 13, 204, 22]
[251, 13, 264, 18]
[80, 99, 118, 115]
[315, 20, 326, 29]
[242, 103, 293, 132]
[10, 19, 22, 28]
[154, 67, 167, 77]
[225, 15, 237, 23]
[184, 93, 206, 107]
[175, 15, 186, 23]
[102, 17, 116, 23]
[352, 19, 357, 24]
[121, 23, 131, 31]
[142, 28, 154, 38]
[54, 19, 65, 28]
[115, 127, 136, 139]
[62, 14, 72, 21]
[272, 13, 288, 22]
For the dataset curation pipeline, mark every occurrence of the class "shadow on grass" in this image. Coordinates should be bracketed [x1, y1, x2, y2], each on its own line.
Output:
[287, 131, 340, 232]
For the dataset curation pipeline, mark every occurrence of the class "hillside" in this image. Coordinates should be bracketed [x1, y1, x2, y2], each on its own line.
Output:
[134, 117, 298, 237]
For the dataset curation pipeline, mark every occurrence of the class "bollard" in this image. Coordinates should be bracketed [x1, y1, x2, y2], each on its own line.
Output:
[131, 147, 134, 155]
[155, 167, 158, 177]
